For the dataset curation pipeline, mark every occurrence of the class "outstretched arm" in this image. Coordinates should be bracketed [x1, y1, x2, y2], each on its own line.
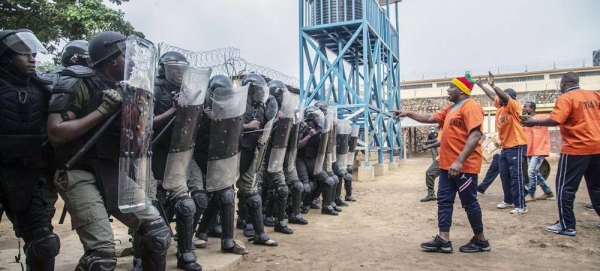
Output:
[522, 117, 559, 127]
[393, 110, 436, 124]
[487, 72, 509, 104]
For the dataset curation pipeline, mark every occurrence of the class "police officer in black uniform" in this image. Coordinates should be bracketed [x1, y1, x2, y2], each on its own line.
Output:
[43, 39, 91, 220]
[295, 106, 339, 215]
[236, 73, 278, 246]
[151, 51, 202, 271]
[194, 74, 248, 254]
[47, 31, 171, 271]
[0, 28, 60, 271]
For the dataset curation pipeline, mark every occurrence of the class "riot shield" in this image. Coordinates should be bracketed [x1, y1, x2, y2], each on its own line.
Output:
[162, 68, 211, 190]
[249, 99, 278, 191]
[118, 35, 156, 213]
[347, 125, 360, 168]
[313, 109, 333, 175]
[286, 101, 302, 172]
[324, 109, 338, 172]
[336, 119, 351, 169]
[205, 86, 248, 192]
[267, 91, 299, 173]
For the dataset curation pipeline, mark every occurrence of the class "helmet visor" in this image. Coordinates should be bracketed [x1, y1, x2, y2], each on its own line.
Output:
[2, 31, 47, 55]
[250, 83, 268, 104]
[164, 61, 189, 86]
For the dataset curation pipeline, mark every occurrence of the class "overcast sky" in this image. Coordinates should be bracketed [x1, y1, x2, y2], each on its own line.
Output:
[107, 0, 599, 80]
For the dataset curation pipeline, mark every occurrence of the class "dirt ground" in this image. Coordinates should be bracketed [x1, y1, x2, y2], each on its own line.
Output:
[0, 157, 598, 270]
[232, 157, 600, 271]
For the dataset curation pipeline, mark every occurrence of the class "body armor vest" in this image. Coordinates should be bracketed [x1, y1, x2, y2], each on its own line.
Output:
[240, 102, 266, 150]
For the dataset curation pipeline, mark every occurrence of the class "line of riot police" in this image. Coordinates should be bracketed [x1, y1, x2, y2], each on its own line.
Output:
[0, 29, 359, 271]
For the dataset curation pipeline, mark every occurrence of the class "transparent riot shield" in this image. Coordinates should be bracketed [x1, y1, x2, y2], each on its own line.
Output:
[324, 109, 338, 172]
[162, 68, 211, 190]
[347, 125, 360, 168]
[286, 98, 303, 172]
[118, 35, 156, 213]
[313, 109, 333, 175]
[267, 91, 299, 173]
[249, 98, 278, 191]
[205, 86, 248, 192]
[336, 119, 351, 169]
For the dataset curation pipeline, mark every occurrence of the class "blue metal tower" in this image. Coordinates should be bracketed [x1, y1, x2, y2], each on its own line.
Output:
[299, 0, 402, 165]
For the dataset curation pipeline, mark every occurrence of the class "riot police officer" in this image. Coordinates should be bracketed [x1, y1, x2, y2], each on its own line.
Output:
[193, 74, 248, 254]
[47, 31, 171, 271]
[0, 29, 60, 271]
[236, 73, 279, 245]
[315, 101, 343, 213]
[260, 80, 297, 234]
[43, 39, 91, 220]
[151, 51, 202, 271]
[295, 106, 339, 215]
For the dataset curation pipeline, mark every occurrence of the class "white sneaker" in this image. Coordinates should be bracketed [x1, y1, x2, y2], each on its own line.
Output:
[510, 207, 528, 214]
[496, 201, 514, 209]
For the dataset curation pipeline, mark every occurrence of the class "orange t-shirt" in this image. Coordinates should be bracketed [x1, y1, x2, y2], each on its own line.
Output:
[433, 98, 484, 174]
[494, 97, 528, 148]
[549, 89, 600, 155]
[523, 114, 551, 157]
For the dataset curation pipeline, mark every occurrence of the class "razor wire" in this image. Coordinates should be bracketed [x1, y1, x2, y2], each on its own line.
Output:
[157, 43, 299, 88]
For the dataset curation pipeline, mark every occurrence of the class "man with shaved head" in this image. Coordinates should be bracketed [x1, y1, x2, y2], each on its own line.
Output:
[523, 72, 600, 235]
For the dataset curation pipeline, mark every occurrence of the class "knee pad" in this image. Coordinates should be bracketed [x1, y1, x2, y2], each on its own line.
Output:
[24, 227, 60, 260]
[191, 190, 208, 212]
[325, 177, 335, 187]
[293, 181, 304, 193]
[246, 192, 262, 209]
[343, 173, 353, 182]
[303, 182, 312, 193]
[174, 195, 196, 217]
[140, 218, 171, 253]
[277, 184, 289, 201]
[217, 187, 235, 204]
[329, 173, 339, 185]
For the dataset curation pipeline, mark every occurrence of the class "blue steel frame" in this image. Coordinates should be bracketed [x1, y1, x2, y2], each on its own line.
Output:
[299, 0, 402, 165]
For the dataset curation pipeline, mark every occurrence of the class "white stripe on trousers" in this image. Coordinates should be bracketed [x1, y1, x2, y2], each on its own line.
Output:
[558, 154, 569, 229]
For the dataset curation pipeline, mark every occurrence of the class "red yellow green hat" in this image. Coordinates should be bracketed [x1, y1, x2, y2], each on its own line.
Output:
[451, 74, 475, 95]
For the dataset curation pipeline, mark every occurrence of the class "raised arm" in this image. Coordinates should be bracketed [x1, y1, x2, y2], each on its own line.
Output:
[486, 72, 509, 104]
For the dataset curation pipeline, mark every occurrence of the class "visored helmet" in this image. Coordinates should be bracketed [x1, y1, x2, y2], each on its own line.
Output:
[88, 31, 126, 67]
[315, 101, 329, 114]
[60, 40, 90, 67]
[158, 51, 189, 86]
[242, 73, 268, 104]
[303, 105, 325, 132]
[207, 74, 233, 108]
[0, 29, 47, 57]
[267, 80, 287, 108]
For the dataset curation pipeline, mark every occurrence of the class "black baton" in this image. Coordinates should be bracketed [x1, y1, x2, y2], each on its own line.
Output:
[64, 108, 122, 170]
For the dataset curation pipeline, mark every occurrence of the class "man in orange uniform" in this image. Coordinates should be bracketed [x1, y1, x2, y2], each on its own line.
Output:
[523, 72, 600, 236]
[522, 102, 554, 202]
[395, 75, 490, 253]
[477, 72, 528, 215]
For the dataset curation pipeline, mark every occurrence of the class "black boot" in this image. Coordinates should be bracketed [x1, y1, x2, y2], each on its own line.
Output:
[344, 177, 356, 201]
[173, 196, 202, 271]
[321, 184, 338, 216]
[216, 188, 249, 255]
[274, 221, 294, 234]
[246, 192, 278, 246]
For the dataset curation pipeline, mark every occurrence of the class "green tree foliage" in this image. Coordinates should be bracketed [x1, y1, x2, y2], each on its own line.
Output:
[0, 0, 144, 55]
